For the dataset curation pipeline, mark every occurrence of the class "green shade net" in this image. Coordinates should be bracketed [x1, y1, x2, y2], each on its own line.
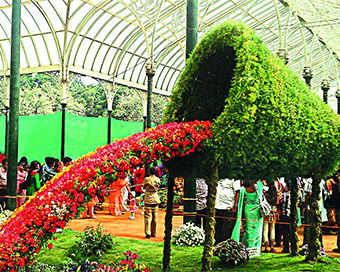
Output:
[0, 112, 143, 162]
[0, 115, 5, 153]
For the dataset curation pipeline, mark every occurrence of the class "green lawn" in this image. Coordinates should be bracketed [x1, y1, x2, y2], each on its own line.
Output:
[36, 229, 340, 271]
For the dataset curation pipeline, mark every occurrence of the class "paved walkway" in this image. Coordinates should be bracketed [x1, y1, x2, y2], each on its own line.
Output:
[67, 207, 182, 242]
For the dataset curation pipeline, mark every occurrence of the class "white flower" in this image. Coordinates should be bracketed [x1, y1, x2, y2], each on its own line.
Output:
[171, 222, 205, 247]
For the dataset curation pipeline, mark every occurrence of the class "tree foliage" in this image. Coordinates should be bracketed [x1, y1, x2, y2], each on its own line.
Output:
[164, 20, 340, 181]
[112, 87, 169, 125]
[163, 20, 340, 268]
[0, 73, 169, 126]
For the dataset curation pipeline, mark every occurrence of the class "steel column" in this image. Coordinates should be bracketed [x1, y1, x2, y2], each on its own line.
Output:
[61, 103, 66, 160]
[183, 0, 198, 224]
[186, 0, 198, 60]
[145, 64, 155, 129]
[107, 110, 112, 144]
[7, 0, 21, 210]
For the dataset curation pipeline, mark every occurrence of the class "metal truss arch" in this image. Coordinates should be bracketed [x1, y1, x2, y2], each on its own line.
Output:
[0, 0, 339, 95]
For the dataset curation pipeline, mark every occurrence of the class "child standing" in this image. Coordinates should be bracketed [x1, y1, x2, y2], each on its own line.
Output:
[129, 192, 138, 219]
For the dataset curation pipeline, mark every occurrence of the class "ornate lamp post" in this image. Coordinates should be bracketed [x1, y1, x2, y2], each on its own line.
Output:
[103, 82, 114, 144]
[145, 62, 156, 129]
[277, 48, 289, 64]
[302, 66, 313, 88]
[60, 79, 68, 160]
[336, 88, 340, 114]
[321, 79, 330, 104]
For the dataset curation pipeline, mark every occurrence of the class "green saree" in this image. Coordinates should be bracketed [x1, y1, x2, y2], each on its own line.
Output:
[231, 182, 264, 257]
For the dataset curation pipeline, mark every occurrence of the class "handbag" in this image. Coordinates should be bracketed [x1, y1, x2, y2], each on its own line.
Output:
[255, 184, 271, 217]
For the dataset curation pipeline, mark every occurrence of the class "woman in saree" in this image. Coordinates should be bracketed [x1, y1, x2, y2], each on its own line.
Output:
[26, 160, 41, 196]
[232, 180, 264, 257]
[108, 174, 130, 216]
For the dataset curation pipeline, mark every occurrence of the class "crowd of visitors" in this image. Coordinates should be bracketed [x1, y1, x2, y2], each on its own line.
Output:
[195, 174, 340, 256]
[1, 154, 340, 254]
[0, 158, 7, 209]
[0, 156, 73, 210]
[0, 155, 165, 238]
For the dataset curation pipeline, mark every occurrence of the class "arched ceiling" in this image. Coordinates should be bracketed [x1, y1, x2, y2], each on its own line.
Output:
[0, 0, 339, 95]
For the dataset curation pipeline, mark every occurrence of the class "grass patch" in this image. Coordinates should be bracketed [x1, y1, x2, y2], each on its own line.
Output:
[36, 229, 340, 271]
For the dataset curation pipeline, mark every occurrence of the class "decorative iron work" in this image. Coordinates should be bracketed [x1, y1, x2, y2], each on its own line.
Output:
[170, 7, 185, 37]
[129, 0, 161, 19]
[0, 0, 338, 93]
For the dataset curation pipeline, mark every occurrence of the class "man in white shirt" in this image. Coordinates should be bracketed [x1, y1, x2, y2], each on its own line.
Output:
[215, 178, 241, 244]
[0, 158, 8, 209]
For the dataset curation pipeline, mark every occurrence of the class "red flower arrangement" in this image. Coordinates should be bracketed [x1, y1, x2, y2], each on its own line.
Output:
[0, 153, 6, 164]
[0, 121, 212, 270]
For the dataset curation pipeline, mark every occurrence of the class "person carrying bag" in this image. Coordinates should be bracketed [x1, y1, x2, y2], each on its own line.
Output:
[255, 183, 271, 217]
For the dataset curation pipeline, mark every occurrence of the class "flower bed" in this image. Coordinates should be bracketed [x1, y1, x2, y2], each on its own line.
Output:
[21, 251, 150, 272]
[0, 121, 212, 270]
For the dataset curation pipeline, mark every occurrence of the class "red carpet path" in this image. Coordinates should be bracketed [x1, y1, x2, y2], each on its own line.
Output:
[66, 207, 340, 258]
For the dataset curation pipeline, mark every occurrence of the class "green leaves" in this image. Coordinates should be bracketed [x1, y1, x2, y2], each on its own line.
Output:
[164, 20, 340, 181]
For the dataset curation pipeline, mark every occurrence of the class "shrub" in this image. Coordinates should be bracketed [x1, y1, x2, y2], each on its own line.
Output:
[0, 209, 13, 226]
[75, 224, 115, 258]
[173, 195, 182, 206]
[213, 239, 249, 265]
[158, 189, 167, 208]
[172, 222, 205, 247]
[163, 20, 340, 181]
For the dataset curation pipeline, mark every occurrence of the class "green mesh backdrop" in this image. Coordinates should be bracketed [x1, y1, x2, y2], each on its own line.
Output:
[0, 112, 143, 163]
[0, 115, 5, 154]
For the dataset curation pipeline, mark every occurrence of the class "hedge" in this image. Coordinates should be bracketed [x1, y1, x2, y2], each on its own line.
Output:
[163, 20, 340, 268]
[163, 20, 340, 181]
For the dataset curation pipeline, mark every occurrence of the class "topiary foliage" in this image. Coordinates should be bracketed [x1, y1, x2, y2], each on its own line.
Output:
[163, 46, 236, 123]
[163, 20, 340, 181]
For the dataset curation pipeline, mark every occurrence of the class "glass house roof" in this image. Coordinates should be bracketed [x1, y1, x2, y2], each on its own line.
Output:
[0, 0, 339, 94]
